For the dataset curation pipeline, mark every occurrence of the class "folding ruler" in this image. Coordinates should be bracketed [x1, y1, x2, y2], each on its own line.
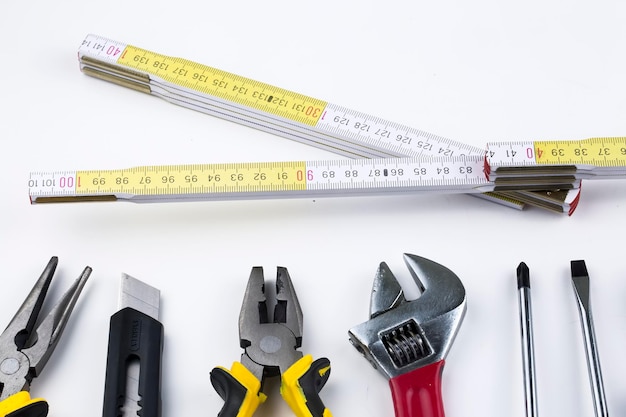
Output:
[28, 35, 626, 214]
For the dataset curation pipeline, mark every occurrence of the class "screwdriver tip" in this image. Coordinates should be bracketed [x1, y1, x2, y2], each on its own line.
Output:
[517, 262, 530, 289]
[570, 260, 588, 278]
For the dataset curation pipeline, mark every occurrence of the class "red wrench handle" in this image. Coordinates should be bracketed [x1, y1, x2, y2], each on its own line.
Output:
[389, 360, 446, 417]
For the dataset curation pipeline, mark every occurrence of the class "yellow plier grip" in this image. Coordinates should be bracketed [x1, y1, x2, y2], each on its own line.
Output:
[0, 392, 48, 417]
[210, 362, 267, 417]
[281, 355, 333, 417]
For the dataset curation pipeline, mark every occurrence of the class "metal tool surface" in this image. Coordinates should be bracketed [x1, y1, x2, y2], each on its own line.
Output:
[570, 260, 609, 417]
[517, 262, 538, 417]
[0, 257, 91, 417]
[349, 254, 466, 417]
[211, 267, 332, 417]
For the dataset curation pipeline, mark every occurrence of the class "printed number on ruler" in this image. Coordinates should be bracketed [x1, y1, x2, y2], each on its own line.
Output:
[80, 36, 327, 126]
[487, 138, 626, 167]
[79, 35, 480, 159]
[29, 157, 488, 200]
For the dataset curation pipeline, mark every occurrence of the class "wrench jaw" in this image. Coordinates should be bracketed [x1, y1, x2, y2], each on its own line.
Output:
[369, 261, 405, 318]
[349, 254, 466, 380]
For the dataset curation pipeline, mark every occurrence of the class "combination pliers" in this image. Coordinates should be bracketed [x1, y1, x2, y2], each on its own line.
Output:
[0, 256, 91, 417]
[211, 266, 332, 417]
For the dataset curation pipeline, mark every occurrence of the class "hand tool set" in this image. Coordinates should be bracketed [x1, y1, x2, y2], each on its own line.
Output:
[514, 260, 612, 417]
[5, 254, 616, 417]
[15, 33, 621, 417]
[25, 34, 626, 215]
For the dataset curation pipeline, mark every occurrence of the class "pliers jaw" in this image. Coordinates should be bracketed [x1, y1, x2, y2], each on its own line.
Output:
[211, 266, 333, 417]
[0, 256, 91, 400]
[238, 266, 304, 385]
[348, 254, 466, 379]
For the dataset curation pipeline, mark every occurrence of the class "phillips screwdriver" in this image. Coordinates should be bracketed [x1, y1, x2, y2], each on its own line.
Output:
[517, 262, 538, 417]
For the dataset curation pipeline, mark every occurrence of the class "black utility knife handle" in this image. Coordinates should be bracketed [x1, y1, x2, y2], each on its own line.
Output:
[102, 307, 164, 417]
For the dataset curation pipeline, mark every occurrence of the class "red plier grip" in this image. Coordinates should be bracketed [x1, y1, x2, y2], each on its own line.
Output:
[389, 360, 446, 417]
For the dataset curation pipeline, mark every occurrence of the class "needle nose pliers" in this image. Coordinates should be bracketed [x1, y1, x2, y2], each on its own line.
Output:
[0, 256, 91, 417]
[210, 266, 332, 417]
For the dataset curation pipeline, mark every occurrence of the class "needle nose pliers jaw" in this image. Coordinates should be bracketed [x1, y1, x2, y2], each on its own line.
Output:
[211, 266, 332, 417]
[0, 256, 91, 417]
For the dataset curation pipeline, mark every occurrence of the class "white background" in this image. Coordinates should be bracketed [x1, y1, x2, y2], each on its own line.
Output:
[1, 1, 625, 416]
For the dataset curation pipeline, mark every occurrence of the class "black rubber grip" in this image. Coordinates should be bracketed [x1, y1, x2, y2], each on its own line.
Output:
[298, 357, 331, 417]
[102, 307, 164, 417]
[7, 401, 48, 417]
[210, 367, 248, 417]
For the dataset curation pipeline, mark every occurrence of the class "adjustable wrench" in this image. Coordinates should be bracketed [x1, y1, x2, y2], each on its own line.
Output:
[348, 254, 466, 417]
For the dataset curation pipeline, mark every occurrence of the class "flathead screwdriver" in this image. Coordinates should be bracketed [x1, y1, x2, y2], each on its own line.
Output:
[571, 260, 609, 417]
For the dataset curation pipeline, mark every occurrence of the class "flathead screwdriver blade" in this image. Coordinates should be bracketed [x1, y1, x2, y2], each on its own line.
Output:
[570, 260, 609, 417]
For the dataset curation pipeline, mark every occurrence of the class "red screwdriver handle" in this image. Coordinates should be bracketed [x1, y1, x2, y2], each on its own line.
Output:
[389, 360, 446, 417]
